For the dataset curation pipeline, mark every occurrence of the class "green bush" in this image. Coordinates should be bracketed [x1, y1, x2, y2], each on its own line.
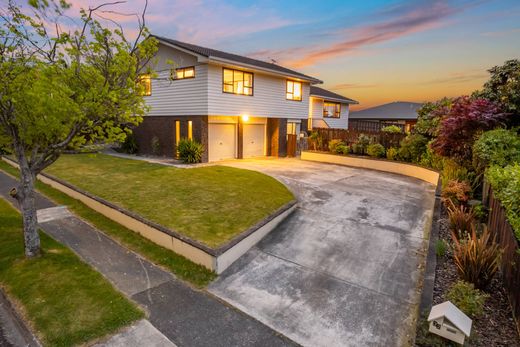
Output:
[441, 159, 472, 188]
[419, 142, 445, 171]
[367, 143, 385, 158]
[120, 133, 138, 154]
[386, 147, 399, 161]
[352, 134, 370, 155]
[381, 125, 402, 133]
[398, 134, 428, 163]
[473, 128, 520, 171]
[486, 164, 520, 240]
[310, 131, 324, 151]
[335, 144, 350, 155]
[177, 138, 204, 163]
[446, 281, 488, 317]
[435, 239, 448, 257]
[328, 139, 343, 153]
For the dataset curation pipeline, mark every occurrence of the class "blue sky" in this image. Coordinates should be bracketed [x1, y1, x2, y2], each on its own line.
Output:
[64, 0, 520, 109]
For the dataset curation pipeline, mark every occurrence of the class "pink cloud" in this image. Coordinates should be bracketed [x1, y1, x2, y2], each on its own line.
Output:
[249, 1, 465, 68]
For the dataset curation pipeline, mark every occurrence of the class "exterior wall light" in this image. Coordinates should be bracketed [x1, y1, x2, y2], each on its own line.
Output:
[241, 114, 250, 122]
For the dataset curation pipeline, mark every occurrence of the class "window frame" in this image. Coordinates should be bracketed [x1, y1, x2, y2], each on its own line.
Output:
[138, 74, 152, 96]
[172, 66, 196, 80]
[222, 68, 254, 96]
[286, 80, 302, 101]
[323, 101, 341, 118]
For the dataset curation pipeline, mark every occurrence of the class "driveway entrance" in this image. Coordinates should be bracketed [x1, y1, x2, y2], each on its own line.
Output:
[209, 158, 436, 346]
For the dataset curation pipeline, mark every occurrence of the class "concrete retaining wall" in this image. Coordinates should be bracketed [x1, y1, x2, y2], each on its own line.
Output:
[1, 156, 296, 274]
[301, 151, 439, 185]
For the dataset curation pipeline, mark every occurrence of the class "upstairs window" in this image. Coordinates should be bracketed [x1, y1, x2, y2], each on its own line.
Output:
[286, 80, 302, 101]
[223, 68, 253, 96]
[138, 74, 152, 96]
[323, 102, 341, 118]
[173, 66, 195, 80]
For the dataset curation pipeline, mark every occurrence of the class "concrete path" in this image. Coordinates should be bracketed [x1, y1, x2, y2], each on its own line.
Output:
[0, 171, 295, 347]
[209, 158, 436, 347]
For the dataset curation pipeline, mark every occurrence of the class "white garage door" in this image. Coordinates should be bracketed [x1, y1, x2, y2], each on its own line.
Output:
[243, 124, 265, 158]
[208, 123, 236, 161]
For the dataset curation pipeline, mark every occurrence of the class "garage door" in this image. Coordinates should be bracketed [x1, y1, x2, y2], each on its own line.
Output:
[243, 124, 265, 158]
[208, 123, 236, 161]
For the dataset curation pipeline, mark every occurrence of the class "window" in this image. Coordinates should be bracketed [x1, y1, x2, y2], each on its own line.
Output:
[286, 80, 302, 101]
[188, 120, 193, 140]
[175, 121, 180, 158]
[138, 74, 151, 96]
[223, 68, 253, 96]
[172, 66, 195, 80]
[323, 102, 341, 118]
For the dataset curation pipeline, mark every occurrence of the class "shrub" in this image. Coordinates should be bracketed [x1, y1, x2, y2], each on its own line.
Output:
[431, 96, 506, 166]
[352, 134, 371, 155]
[441, 180, 472, 206]
[447, 200, 476, 240]
[367, 143, 385, 158]
[177, 138, 204, 163]
[452, 225, 501, 289]
[398, 133, 428, 163]
[486, 164, 520, 240]
[151, 136, 161, 155]
[446, 281, 488, 317]
[335, 144, 350, 155]
[310, 131, 324, 151]
[441, 159, 472, 188]
[419, 142, 445, 171]
[414, 98, 451, 139]
[381, 125, 402, 133]
[472, 202, 488, 223]
[386, 147, 399, 161]
[328, 139, 343, 153]
[120, 133, 138, 154]
[473, 128, 520, 172]
[435, 239, 448, 257]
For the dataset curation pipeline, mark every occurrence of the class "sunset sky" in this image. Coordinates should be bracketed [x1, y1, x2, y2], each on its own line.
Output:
[61, 0, 520, 110]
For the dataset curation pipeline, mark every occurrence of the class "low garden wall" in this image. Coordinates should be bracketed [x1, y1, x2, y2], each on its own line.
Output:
[301, 151, 440, 186]
[484, 183, 520, 334]
[1, 157, 296, 274]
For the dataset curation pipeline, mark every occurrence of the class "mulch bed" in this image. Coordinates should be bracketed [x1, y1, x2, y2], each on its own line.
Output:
[416, 207, 520, 347]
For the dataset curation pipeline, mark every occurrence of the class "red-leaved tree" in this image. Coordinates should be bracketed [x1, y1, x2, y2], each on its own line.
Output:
[431, 96, 507, 166]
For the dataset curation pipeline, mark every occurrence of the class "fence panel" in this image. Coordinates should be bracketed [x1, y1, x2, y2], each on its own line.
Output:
[310, 127, 406, 150]
[349, 120, 405, 132]
[485, 185, 520, 334]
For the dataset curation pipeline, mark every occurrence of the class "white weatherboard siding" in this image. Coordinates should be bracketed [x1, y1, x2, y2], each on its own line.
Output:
[145, 65, 208, 116]
[207, 63, 309, 119]
[310, 96, 349, 129]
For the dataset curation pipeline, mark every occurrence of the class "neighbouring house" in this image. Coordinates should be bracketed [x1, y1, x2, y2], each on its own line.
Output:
[349, 101, 423, 133]
[133, 35, 357, 162]
[308, 86, 358, 130]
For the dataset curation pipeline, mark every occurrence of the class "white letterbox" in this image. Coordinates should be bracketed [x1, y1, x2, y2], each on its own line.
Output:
[427, 301, 472, 345]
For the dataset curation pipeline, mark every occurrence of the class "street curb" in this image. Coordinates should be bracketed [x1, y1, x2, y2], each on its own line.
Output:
[0, 288, 41, 347]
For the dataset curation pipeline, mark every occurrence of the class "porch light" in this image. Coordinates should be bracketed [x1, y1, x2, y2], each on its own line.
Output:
[241, 114, 250, 122]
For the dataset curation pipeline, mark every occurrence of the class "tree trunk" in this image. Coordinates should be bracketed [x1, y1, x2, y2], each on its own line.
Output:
[14, 163, 40, 258]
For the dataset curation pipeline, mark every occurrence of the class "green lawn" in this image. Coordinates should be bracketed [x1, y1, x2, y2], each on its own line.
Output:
[0, 160, 215, 287]
[44, 154, 294, 248]
[0, 198, 143, 347]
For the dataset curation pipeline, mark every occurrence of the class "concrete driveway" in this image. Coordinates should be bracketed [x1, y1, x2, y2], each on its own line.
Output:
[208, 158, 436, 347]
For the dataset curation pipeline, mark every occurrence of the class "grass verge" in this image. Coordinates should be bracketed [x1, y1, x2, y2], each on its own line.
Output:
[0, 197, 143, 347]
[0, 160, 216, 287]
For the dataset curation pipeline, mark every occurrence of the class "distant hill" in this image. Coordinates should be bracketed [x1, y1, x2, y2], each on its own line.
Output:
[349, 101, 423, 120]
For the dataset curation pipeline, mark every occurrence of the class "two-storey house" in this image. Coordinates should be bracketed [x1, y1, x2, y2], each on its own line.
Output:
[134, 35, 357, 162]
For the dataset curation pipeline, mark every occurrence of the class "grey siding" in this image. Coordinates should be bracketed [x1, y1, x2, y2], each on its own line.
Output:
[207, 63, 309, 119]
[310, 96, 349, 130]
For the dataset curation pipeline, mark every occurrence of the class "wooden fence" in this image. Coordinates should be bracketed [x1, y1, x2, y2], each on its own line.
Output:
[349, 120, 405, 132]
[483, 183, 520, 334]
[310, 127, 406, 150]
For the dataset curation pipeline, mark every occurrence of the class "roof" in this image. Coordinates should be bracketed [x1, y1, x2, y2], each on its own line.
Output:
[349, 101, 423, 120]
[428, 301, 472, 337]
[310, 86, 358, 104]
[152, 35, 322, 84]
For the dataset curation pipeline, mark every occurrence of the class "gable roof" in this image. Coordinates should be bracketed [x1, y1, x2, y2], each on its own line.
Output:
[152, 35, 322, 84]
[349, 101, 423, 120]
[428, 301, 472, 337]
[310, 86, 358, 104]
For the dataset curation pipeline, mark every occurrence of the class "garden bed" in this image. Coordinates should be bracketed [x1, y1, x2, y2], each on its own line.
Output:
[415, 208, 520, 346]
